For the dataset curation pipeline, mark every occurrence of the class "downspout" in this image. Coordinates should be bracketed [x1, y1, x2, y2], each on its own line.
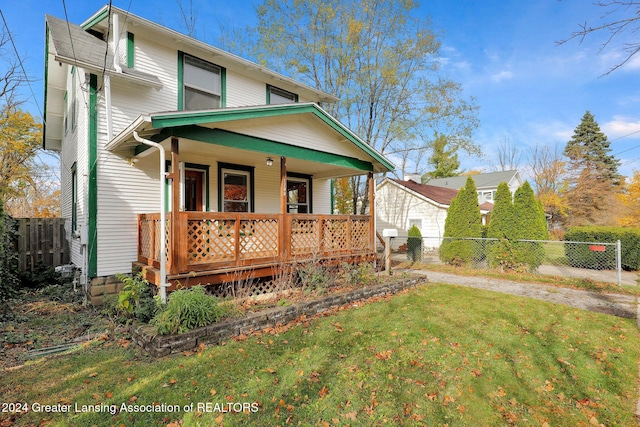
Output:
[133, 131, 168, 304]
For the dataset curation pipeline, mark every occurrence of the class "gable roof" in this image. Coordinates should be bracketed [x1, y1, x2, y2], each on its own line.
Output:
[388, 179, 459, 205]
[45, 14, 162, 87]
[381, 178, 494, 212]
[106, 103, 395, 174]
[425, 170, 520, 190]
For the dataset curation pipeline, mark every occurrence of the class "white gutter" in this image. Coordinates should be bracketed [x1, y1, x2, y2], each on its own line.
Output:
[133, 131, 168, 304]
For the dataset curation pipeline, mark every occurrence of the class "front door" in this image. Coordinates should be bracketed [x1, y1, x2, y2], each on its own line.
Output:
[184, 169, 204, 211]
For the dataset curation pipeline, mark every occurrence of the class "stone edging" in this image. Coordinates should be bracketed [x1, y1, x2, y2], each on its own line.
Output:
[131, 275, 427, 357]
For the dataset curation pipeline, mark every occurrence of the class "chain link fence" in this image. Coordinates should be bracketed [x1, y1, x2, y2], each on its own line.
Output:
[379, 236, 625, 286]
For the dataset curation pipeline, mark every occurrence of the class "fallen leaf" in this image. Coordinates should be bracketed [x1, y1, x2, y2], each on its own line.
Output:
[88, 372, 98, 378]
[342, 411, 357, 421]
[318, 385, 330, 397]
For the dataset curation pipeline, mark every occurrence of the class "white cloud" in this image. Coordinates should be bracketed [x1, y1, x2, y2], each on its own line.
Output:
[490, 70, 513, 83]
[603, 116, 640, 140]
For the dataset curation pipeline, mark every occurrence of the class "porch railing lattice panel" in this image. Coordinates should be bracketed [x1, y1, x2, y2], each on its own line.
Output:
[290, 218, 319, 256]
[323, 219, 348, 251]
[187, 218, 236, 265]
[137, 213, 374, 276]
[239, 218, 279, 260]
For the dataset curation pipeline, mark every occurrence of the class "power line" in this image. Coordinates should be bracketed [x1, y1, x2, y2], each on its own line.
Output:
[0, 8, 43, 118]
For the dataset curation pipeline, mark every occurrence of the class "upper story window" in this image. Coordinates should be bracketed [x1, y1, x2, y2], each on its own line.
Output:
[268, 85, 297, 105]
[181, 53, 224, 110]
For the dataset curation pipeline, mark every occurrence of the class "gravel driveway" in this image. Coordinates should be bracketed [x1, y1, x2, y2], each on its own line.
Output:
[407, 270, 639, 321]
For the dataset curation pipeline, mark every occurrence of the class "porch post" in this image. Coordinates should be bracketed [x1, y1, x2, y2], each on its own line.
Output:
[280, 156, 287, 214]
[280, 157, 287, 263]
[368, 172, 375, 253]
[169, 137, 181, 275]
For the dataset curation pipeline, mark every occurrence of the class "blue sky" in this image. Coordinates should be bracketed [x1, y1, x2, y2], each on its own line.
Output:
[3, 0, 640, 179]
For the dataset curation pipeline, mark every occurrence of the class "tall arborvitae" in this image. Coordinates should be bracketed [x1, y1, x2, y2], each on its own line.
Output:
[439, 176, 482, 265]
[486, 182, 514, 240]
[513, 181, 549, 241]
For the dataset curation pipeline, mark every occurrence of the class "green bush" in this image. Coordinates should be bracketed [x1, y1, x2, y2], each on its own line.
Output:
[407, 225, 423, 262]
[152, 286, 237, 335]
[19, 261, 63, 289]
[340, 261, 376, 287]
[0, 201, 19, 303]
[114, 272, 157, 323]
[298, 262, 333, 293]
[564, 226, 640, 271]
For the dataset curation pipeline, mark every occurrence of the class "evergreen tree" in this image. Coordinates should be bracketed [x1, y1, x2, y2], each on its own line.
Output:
[513, 182, 549, 241]
[563, 111, 621, 225]
[439, 176, 482, 266]
[564, 110, 621, 184]
[486, 183, 514, 240]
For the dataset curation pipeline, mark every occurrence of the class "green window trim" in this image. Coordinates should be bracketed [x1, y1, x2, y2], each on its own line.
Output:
[88, 73, 98, 278]
[127, 32, 135, 68]
[71, 162, 78, 232]
[267, 85, 298, 104]
[178, 51, 226, 111]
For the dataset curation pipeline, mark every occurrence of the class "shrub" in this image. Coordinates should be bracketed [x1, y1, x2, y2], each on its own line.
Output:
[114, 272, 157, 323]
[19, 261, 63, 289]
[407, 225, 423, 262]
[0, 201, 19, 303]
[298, 262, 333, 294]
[340, 261, 377, 287]
[152, 286, 236, 335]
[564, 226, 640, 271]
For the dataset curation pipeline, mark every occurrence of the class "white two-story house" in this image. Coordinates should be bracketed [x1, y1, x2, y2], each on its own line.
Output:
[43, 5, 394, 298]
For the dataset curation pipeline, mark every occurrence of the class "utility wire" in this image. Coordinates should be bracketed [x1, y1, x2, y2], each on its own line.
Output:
[0, 8, 43, 118]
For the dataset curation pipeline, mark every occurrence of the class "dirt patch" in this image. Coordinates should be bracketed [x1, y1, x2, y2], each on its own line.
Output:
[0, 285, 110, 370]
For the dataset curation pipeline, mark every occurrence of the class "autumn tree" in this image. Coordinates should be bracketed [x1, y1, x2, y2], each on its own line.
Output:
[332, 177, 354, 214]
[563, 111, 621, 226]
[529, 144, 568, 229]
[253, 0, 479, 213]
[0, 105, 42, 204]
[616, 170, 640, 227]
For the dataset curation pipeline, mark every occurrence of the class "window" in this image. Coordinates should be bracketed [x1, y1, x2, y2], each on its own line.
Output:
[182, 53, 224, 110]
[268, 85, 297, 104]
[287, 178, 308, 213]
[218, 163, 254, 213]
[71, 162, 78, 232]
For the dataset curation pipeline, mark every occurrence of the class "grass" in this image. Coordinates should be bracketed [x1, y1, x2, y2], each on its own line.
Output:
[403, 261, 640, 297]
[1, 283, 638, 426]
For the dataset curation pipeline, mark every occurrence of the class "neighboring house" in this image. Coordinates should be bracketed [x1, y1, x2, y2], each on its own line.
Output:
[425, 170, 523, 205]
[376, 178, 492, 249]
[43, 6, 394, 293]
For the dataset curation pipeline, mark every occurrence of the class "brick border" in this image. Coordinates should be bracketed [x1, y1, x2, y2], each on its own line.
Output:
[131, 275, 428, 357]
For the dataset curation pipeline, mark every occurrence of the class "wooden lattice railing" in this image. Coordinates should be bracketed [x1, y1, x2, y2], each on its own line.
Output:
[137, 212, 373, 275]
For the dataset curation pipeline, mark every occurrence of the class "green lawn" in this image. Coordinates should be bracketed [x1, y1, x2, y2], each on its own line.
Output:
[1, 283, 638, 426]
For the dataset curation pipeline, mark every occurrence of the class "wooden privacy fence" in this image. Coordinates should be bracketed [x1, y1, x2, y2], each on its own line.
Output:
[14, 218, 69, 271]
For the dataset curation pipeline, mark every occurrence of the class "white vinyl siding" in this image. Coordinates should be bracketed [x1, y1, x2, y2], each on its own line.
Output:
[375, 182, 449, 249]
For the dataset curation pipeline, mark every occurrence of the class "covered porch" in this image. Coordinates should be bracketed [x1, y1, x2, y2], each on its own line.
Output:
[106, 104, 394, 290]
